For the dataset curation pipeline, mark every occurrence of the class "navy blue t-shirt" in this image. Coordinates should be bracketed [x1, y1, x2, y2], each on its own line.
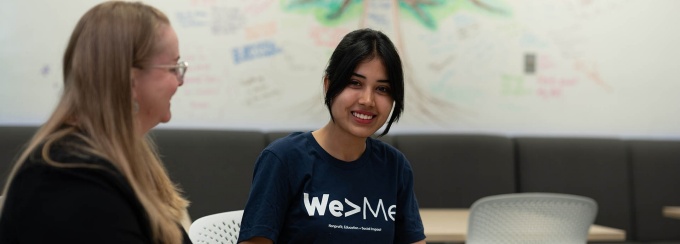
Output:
[238, 132, 425, 243]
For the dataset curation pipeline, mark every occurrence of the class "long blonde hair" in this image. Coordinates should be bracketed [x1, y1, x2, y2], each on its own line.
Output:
[1, 2, 188, 243]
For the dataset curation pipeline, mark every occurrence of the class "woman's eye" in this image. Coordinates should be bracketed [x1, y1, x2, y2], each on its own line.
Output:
[349, 80, 361, 87]
[377, 86, 391, 94]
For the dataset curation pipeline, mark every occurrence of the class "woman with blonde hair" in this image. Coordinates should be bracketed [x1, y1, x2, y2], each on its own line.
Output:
[0, 1, 191, 243]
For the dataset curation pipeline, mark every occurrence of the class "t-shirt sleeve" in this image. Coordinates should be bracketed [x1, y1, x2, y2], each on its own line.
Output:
[395, 156, 427, 243]
[238, 150, 292, 242]
[2, 165, 150, 244]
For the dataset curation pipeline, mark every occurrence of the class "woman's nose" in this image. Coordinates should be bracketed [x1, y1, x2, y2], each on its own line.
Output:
[358, 88, 375, 106]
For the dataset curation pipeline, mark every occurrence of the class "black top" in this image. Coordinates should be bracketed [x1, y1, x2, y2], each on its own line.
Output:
[0, 136, 192, 244]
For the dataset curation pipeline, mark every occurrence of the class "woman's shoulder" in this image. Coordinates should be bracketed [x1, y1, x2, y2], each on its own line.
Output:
[1, 134, 153, 243]
[367, 137, 413, 171]
[17, 135, 126, 190]
[25, 135, 115, 170]
[368, 137, 403, 156]
[257, 131, 317, 167]
[265, 131, 310, 151]
[3, 157, 151, 244]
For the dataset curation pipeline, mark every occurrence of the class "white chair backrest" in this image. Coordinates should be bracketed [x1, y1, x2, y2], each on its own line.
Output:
[467, 193, 598, 244]
[189, 210, 244, 244]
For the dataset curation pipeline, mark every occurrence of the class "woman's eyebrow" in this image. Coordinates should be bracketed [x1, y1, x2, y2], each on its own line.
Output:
[352, 72, 389, 83]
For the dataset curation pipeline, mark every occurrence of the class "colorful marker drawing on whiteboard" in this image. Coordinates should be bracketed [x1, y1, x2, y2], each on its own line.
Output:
[281, 0, 510, 29]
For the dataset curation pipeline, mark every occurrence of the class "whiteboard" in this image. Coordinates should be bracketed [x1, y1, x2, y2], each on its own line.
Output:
[2, 0, 680, 139]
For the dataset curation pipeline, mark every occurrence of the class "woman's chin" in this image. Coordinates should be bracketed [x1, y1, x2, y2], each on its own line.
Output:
[161, 112, 172, 123]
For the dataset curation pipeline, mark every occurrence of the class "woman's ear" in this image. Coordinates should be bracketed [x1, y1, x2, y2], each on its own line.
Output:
[323, 76, 330, 93]
[131, 68, 140, 100]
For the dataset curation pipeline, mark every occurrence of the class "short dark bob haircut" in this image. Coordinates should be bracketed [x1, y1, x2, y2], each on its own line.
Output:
[323, 28, 404, 137]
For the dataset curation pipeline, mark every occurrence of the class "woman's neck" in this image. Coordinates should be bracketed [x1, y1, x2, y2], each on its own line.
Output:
[312, 123, 366, 162]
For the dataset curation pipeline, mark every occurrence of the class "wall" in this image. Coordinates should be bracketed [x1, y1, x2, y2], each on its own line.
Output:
[1, 0, 679, 138]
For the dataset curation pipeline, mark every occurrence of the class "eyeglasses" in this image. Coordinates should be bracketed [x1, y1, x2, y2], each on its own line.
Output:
[151, 61, 188, 84]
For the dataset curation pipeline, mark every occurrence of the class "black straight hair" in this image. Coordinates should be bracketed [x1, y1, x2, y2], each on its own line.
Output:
[323, 28, 404, 136]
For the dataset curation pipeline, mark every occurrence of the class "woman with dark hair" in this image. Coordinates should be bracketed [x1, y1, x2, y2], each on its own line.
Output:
[238, 28, 426, 244]
[0, 2, 191, 243]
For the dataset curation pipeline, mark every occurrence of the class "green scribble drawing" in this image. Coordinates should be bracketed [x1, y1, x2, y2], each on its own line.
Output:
[281, 0, 511, 29]
[399, 0, 512, 30]
[280, 0, 364, 26]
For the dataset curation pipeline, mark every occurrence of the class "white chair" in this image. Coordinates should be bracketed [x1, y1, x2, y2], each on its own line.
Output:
[189, 210, 244, 244]
[467, 193, 598, 244]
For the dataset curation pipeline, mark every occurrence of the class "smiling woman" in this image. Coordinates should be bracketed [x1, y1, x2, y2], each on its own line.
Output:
[0, 1, 191, 244]
[237, 28, 426, 244]
[132, 24, 186, 133]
